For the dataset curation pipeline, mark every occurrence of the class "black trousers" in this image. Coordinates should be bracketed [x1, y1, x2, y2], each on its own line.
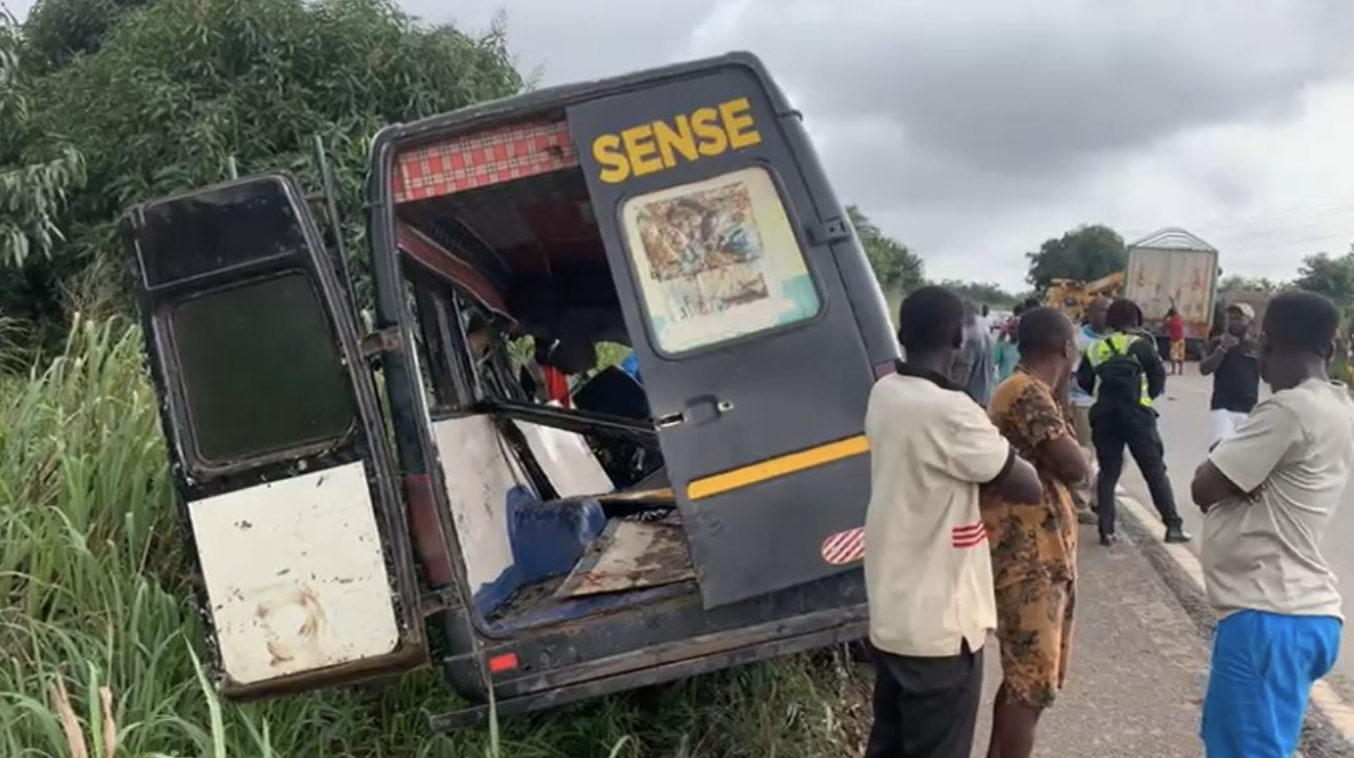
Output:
[865, 641, 984, 758]
[1092, 405, 1183, 536]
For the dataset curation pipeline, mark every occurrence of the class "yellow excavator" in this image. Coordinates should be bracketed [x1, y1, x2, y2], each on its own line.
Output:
[1043, 271, 1124, 324]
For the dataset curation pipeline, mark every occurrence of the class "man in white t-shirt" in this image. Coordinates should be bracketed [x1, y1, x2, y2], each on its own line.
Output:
[978, 303, 995, 334]
[1191, 291, 1354, 758]
[864, 285, 1042, 758]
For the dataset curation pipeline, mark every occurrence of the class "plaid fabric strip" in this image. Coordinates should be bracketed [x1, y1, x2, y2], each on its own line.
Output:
[392, 120, 578, 203]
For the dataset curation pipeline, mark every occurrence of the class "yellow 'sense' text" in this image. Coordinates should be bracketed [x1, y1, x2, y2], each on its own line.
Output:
[590, 97, 762, 184]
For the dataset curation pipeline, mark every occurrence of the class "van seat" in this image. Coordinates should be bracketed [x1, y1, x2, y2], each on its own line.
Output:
[507, 487, 607, 580]
[471, 486, 606, 619]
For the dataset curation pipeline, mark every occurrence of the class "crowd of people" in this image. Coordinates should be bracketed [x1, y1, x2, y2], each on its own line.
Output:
[863, 285, 1354, 758]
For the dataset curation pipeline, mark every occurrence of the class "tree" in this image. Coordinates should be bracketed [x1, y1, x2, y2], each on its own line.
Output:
[1219, 275, 1281, 294]
[1, 8, 86, 269]
[1025, 224, 1127, 293]
[22, 0, 155, 73]
[848, 205, 924, 295]
[2, 0, 524, 333]
[1294, 250, 1354, 308]
[938, 280, 1018, 309]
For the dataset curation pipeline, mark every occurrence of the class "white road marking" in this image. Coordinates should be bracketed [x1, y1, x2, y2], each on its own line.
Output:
[1115, 488, 1354, 745]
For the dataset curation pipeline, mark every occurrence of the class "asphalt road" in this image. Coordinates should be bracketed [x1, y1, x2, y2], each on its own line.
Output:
[967, 521, 1210, 757]
[1131, 367, 1354, 700]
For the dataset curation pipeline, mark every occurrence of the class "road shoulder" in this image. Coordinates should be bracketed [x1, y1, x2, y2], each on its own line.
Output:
[970, 516, 1209, 757]
[1115, 490, 1353, 757]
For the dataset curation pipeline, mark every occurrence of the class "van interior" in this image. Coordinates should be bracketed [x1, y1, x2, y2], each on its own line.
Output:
[392, 117, 705, 631]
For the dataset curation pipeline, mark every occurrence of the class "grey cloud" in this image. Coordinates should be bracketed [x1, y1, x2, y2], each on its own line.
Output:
[412, 0, 722, 85]
[10, 0, 1345, 288]
[406, 0, 1354, 287]
[663, 0, 1354, 287]
[689, 0, 1354, 175]
[1193, 164, 1257, 212]
[809, 114, 1067, 210]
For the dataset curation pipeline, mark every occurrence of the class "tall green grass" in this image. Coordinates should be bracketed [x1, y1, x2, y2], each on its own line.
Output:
[0, 315, 869, 757]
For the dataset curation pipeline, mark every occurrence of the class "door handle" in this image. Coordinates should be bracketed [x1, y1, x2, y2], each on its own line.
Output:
[656, 412, 684, 429]
[657, 395, 733, 429]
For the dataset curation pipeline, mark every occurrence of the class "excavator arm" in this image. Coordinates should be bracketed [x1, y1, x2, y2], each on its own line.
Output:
[1043, 271, 1124, 323]
[1084, 271, 1124, 295]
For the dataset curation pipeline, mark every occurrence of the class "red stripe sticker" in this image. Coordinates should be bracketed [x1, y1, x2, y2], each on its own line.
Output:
[821, 527, 866, 566]
[951, 521, 987, 549]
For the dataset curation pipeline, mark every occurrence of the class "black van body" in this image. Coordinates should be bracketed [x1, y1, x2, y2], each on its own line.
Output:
[124, 52, 897, 729]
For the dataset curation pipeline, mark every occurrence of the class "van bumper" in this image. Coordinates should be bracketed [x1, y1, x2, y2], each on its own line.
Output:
[430, 611, 867, 731]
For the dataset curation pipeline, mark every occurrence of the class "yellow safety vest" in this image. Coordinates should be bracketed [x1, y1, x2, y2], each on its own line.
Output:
[1084, 332, 1152, 408]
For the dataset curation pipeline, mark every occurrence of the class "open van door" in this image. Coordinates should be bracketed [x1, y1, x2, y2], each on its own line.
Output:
[124, 174, 426, 699]
[570, 59, 877, 609]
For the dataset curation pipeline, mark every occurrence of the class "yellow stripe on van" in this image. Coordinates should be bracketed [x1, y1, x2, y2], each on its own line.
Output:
[686, 435, 870, 501]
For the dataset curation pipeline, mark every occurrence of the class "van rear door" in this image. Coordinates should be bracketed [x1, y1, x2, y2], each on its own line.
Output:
[570, 58, 876, 609]
[125, 174, 425, 699]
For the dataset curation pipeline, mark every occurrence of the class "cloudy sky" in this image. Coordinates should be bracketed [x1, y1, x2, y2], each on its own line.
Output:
[11, 0, 1354, 290]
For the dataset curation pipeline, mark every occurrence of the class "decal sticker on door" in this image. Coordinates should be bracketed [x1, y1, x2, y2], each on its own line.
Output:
[620, 166, 820, 354]
[820, 527, 865, 566]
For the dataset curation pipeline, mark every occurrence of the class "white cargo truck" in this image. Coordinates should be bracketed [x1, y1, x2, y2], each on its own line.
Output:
[1123, 227, 1220, 359]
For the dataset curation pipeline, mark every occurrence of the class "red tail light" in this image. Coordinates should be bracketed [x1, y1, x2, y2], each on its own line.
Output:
[488, 652, 520, 674]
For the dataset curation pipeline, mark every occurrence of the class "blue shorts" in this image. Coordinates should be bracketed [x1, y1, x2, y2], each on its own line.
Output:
[1201, 610, 1342, 757]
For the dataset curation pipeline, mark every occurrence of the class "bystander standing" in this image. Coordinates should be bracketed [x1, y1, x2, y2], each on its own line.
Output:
[863, 285, 1041, 758]
[1191, 291, 1353, 758]
[983, 307, 1089, 758]
[1198, 303, 1259, 447]
[1076, 299, 1190, 545]
[1068, 296, 1110, 525]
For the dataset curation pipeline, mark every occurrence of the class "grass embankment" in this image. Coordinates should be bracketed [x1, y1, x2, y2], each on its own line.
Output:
[0, 316, 869, 757]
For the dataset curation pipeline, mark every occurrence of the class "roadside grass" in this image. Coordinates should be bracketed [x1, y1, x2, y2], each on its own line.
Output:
[0, 315, 870, 757]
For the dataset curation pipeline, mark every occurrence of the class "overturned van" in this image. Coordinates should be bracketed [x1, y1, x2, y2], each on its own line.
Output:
[122, 52, 897, 728]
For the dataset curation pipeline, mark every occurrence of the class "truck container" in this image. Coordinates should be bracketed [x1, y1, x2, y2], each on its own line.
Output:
[1123, 227, 1220, 359]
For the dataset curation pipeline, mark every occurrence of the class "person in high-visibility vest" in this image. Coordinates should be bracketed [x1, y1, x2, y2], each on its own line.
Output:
[1074, 298, 1191, 546]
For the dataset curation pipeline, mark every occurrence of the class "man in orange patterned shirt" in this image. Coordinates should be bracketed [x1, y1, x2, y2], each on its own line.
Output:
[982, 307, 1090, 758]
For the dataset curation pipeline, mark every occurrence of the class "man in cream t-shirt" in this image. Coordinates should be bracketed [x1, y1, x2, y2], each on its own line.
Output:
[1191, 290, 1354, 758]
[864, 285, 1041, 758]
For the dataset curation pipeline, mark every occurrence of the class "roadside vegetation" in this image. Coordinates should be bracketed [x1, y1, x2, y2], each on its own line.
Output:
[0, 310, 870, 756]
